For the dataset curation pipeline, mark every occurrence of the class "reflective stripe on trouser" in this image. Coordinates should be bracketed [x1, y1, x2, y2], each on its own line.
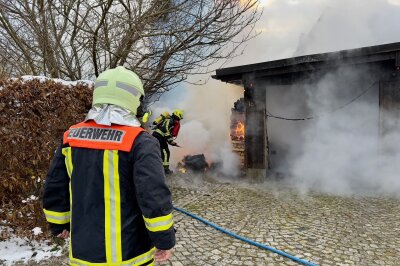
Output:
[162, 149, 169, 166]
[70, 247, 155, 266]
[43, 209, 70, 224]
[143, 213, 174, 232]
[103, 150, 122, 264]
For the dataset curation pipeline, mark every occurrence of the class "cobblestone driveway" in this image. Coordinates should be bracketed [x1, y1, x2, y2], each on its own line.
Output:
[17, 174, 400, 266]
[167, 174, 400, 266]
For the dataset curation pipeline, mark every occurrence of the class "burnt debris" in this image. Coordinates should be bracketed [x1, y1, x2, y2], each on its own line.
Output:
[182, 154, 209, 173]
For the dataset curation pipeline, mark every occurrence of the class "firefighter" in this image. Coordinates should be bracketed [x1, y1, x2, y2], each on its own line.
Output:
[43, 66, 175, 265]
[152, 109, 183, 175]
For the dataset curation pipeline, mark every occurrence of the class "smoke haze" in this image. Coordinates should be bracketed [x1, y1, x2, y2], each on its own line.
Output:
[265, 65, 398, 196]
[151, 81, 243, 177]
[153, 0, 400, 195]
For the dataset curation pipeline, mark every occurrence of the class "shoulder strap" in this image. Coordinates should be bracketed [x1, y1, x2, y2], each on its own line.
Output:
[63, 121, 144, 152]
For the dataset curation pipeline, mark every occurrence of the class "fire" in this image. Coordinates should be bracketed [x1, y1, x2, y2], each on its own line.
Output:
[178, 167, 186, 174]
[235, 121, 245, 139]
[177, 162, 187, 174]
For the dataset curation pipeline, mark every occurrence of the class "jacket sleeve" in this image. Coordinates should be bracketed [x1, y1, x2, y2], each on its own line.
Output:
[42, 143, 71, 236]
[132, 133, 176, 250]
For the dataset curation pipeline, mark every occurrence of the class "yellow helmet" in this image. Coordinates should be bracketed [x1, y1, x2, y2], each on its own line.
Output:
[173, 109, 184, 120]
[93, 66, 144, 115]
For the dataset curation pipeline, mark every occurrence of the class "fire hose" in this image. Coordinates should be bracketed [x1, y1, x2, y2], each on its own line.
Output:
[173, 206, 318, 266]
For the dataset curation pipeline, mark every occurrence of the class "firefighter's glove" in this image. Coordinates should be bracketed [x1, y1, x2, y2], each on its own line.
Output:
[142, 112, 150, 123]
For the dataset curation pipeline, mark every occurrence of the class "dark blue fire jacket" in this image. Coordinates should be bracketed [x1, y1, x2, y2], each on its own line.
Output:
[43, 120, 175, 265]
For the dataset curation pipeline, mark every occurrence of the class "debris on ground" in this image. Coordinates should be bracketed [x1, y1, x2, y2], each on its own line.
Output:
[179, 154, 209, 173]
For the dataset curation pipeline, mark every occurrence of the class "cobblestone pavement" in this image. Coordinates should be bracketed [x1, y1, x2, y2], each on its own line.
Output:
[167, 174, 400, 266]
[16, 174, 400, 266]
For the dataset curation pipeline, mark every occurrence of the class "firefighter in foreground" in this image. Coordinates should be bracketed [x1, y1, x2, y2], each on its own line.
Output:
[43, 66, 175, 265]
[152, 109, 183, 175]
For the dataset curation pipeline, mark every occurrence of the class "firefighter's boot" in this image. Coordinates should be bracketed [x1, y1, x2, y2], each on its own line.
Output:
[164, 167, 173, 175]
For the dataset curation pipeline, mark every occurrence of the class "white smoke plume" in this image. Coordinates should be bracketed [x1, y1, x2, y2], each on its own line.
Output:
[251, 0, 400, 196]
[277, 68, 400, 197]
[150, 0, 400, 195]
[150, 80, 243, 177]
[264, 65, 400, 196]
[230, 0, 400, 64]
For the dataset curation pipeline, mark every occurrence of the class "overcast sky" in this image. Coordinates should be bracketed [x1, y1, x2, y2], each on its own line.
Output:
[227, 0, 400, 66]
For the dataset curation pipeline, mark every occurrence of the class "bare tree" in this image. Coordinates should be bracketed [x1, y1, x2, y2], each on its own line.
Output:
[0, 0, 261, 101]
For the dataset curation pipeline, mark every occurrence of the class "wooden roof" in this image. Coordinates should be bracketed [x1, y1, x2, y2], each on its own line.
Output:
[213, 42, 400, 84]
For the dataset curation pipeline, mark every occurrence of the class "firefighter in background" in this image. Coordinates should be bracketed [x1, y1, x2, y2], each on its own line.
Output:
[152, 109, 183, 175]
[43, 66, 175, 265]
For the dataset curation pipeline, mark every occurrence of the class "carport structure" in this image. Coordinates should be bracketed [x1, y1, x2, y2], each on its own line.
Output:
[213, 42, 400, 178]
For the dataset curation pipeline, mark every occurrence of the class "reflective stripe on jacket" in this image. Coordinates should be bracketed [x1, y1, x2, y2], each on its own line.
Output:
[153, 117, 180, 139]
[43, 120, 175, 265]
[154, 118, 171, 138]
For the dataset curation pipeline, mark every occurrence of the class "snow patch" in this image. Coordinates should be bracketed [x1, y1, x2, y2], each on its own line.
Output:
[21, 195, 38, 204]
[0, 227, 63, 265]
[18, 75, 93, 87]
[32, 227, 42, 236]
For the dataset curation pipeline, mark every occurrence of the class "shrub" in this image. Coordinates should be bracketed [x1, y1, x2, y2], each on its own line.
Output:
[0, 77, 92, 235]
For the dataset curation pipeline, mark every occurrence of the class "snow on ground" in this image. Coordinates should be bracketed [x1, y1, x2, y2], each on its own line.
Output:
[0, 226, 63, 266]
[32, 227, 42, 236]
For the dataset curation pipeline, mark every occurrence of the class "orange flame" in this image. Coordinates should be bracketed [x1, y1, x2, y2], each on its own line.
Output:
[235, 121, 245, 139]
[178, 167, 187, 174]
[177, 162, 187, 174]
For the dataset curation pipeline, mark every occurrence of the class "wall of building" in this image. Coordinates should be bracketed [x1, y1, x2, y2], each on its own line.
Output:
[379, 77, 400, 155]
[263, 65, 382, 178]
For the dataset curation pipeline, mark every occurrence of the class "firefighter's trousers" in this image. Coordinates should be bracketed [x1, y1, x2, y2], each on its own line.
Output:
[152, 132, 170, 170]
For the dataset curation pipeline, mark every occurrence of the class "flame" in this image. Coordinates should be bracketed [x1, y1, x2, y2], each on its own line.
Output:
[177, 162, 187, 174]
[235, 121, 245, 139]
[178, 167, 187, 174]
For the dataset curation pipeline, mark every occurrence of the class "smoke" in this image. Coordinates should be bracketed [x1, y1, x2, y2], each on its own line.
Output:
[228, 0, 400, 196]
[151, 0, 400, 195]
[267, 68, 368, 192]
[288, 69, 400, 195]
[253, 0, 400, 196]
[150, 80, 243, 176]
[228, 0, 400, 64]
[264, 63, 400, 196]
[293, 0, 400, 56]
